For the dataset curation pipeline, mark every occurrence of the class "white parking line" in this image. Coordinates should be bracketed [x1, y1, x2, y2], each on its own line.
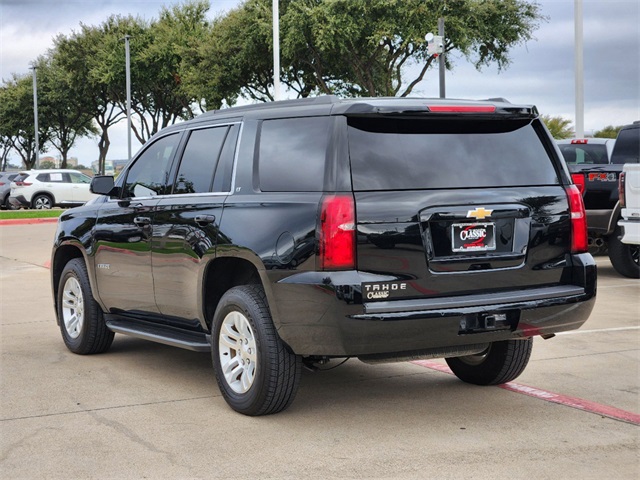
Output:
[557, 326, 640, 335]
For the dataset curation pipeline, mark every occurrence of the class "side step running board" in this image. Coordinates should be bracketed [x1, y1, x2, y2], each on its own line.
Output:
[105, 317, 211, 352]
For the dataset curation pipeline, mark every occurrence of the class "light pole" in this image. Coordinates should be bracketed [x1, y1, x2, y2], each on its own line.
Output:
[272, 0, 281, 101]
[30, 64, 40, 169]
[426, 21, 446, 99]
[438, 17, 446, 99]
[575, 0, 584, 138]
[123, 35, 132, 163]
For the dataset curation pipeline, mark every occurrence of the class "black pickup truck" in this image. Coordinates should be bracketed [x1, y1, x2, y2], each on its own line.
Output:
[558, 122, 640, 278]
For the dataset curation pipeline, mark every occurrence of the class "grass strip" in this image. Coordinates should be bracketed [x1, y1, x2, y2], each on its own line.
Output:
[0, 210, 63, 220]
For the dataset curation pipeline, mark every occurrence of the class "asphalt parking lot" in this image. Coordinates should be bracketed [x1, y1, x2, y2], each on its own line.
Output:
[1, 221, 638, 479]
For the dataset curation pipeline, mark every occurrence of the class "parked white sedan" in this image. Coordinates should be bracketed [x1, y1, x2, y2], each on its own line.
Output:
[9, 169, 97, 209]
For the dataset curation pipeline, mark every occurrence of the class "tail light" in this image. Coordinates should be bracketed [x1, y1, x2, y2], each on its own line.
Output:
[428, 105, 496, 113]
[318, 194, 356, 270]
[566, 185, 588, 253]
[619, 172, 626, 208]
[571, 172, 586, 195]
[14, 181, 32, 186]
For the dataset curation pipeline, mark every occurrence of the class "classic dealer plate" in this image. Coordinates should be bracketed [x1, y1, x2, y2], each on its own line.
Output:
[451, 222, 496, 252]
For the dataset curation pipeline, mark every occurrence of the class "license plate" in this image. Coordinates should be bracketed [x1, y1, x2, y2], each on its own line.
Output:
[451, 222, 496, 252]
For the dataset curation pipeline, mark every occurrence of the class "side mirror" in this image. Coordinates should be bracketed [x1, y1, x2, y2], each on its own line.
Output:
[90, 175, 115, 196]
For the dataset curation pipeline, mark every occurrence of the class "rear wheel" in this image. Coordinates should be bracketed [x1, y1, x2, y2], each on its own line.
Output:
[211, 285, 302, 416]
[445, 338, 533, 385]
[608, 226, 640, 278]
[2, 193, 16, 210]
[57, 258, 114, 354]
[33, 194, 53, 209]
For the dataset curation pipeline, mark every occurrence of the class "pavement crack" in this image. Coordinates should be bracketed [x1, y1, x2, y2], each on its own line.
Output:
[534, 348, 639, 362]
[87, 410, 178, 463]
[0, 395, 218, 422]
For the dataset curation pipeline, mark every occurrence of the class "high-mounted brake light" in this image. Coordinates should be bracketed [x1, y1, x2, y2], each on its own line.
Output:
[571, 139, 588, 144]
[428, 105, 496, 113]
[619, 172, 626, 208]
[571, 172, 586, 195]
[566, 185, 588, 253]
[318, 194, 356, 270]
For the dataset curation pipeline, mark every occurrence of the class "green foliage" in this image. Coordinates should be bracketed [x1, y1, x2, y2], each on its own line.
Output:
[594, 125, 624, 139]
[36, 54, 98, 167]
[39, 160, 56, 169]
[0, 74, 50, 169]
[541, 115, 574, 140]
[204, 0, 545, 100]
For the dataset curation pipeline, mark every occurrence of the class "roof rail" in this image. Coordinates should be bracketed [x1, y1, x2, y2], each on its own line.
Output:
[199, 95, 341, 118]
[483, 97, 511, 104]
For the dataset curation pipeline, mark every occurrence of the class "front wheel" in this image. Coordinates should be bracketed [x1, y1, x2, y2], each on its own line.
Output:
[57, 258, 114, 354]
[608, 226, 640, 278]
[445, 338, 533, 385]
[211, 285, 301, 416]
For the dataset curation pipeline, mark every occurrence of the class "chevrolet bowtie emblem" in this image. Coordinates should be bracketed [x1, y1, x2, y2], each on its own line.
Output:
[467, 207, 493, 220]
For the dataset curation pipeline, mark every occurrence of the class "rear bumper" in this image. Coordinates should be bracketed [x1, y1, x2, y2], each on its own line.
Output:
[618, 219, 640, 245]
[270, 253, 597, 357]
[9, 195, 30, 208]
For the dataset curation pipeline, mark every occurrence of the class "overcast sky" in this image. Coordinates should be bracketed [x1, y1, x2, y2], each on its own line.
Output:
[1, 0, 639, 165]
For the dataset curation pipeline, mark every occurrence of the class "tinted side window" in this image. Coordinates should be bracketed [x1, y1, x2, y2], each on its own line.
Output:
[213, 124, 239, 193]
[174, 127, 228, 194]
[611, 127, 640, 164]
[258, 117, 330, 192]
[124, 133, 180, 198]
[348, 117, 559, 190]
[36, 173, 50, 182]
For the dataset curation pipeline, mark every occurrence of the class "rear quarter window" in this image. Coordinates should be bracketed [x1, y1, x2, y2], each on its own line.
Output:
[258, 117, 331, 192]
[348, 117, 560, 191]
[611, 127, 640, 164]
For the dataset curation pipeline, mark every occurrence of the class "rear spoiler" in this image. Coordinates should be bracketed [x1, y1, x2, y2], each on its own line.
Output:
[337, 103, 538, 118]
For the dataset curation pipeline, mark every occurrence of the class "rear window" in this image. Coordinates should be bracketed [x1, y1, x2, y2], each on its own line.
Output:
[558, 144, 609, 164]
[347, 118, 560, 191]
[611, 126, 640, 164]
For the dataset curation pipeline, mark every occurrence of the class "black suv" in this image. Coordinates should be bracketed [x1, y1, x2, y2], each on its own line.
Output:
[51, 96, 596, 415]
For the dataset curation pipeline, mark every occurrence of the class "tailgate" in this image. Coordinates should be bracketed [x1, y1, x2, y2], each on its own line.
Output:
[355, 187, 571, 302]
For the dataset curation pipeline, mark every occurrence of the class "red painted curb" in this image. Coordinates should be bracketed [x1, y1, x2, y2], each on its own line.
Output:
[412, 359, 640, 426]
[0, 217, 59, 226]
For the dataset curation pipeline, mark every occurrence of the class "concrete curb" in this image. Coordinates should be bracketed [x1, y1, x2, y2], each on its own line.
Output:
[0, 217, 60, 226]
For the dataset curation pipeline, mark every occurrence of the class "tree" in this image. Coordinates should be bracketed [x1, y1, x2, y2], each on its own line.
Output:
[53, 17, 138, 173]
[541, 115, 573, 140]
[39, 160, 56, 169]
[203, 0, 545, 101]
[594, 125, 624, 139]
[123, 1, 210, 143]
[36, 55, 97, 168]
[0, 74, 50, 169]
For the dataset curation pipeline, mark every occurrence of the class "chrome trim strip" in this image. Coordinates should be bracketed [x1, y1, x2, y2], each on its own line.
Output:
[364, 285, 585, 314]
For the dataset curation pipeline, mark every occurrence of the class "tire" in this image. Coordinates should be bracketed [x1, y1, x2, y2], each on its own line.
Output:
[445, 338, 533, 385]
[32, 193, 53, 209]
[1, 194, 17, 210]
[57, 258, 114, 354]
[608, 226, 640, 278]
[211, 285, 302, 416]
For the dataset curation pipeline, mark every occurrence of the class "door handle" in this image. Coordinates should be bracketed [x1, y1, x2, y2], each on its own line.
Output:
[194, 214, 216, 226]
[134, 216, 151, 227]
